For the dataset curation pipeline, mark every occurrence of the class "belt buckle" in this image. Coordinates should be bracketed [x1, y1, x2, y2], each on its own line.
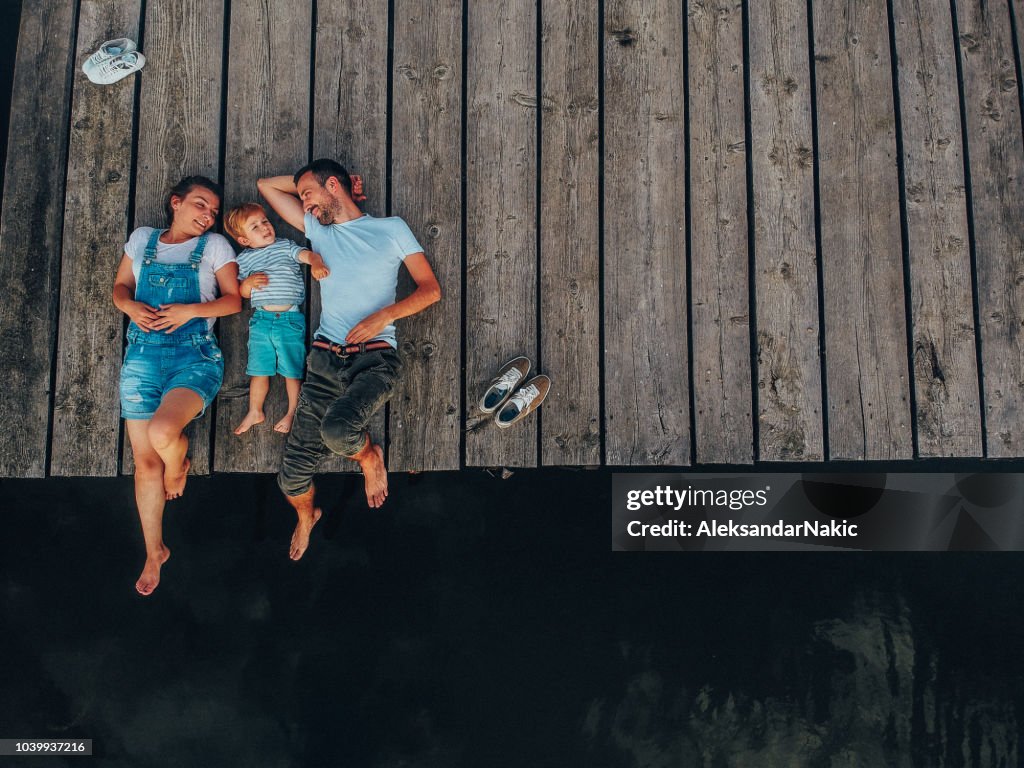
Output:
[333, 342, 350, 359]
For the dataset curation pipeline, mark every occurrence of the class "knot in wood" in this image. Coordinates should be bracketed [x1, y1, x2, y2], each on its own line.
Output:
[421, 342, 436, 358]
[432, 65, 450, 80]
[427, 223, 441, 238]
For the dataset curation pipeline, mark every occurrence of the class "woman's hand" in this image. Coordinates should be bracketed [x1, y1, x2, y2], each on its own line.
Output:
[345, 309, 392, 344]
[126, 300, 161, 332]
[153, 303, 198, 333]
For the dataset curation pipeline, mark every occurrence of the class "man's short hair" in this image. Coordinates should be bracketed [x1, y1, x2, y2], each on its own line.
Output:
[223, 202, 266, 243]
[294, 159, 352, 195]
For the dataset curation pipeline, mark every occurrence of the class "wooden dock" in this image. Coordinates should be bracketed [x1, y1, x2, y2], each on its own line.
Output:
[1, 0, 1022, 477]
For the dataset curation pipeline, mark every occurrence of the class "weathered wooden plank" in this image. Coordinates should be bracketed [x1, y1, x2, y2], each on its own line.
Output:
[124, 0, 225, 475]
[812, 0, 912, 460]
[51, 0, 141, 477]
[893, 0, 982, 456]
[388, 0, 462, 471]
[539, 0, 601, 466]
[0, 0, 77, 477]
[465, 0, 538, 467]
[955, 0, 1024, 456]
[312, 0, 389, 472]
[215, 0, 311, 473]
[749, 0, 824, 462]
[603, 0, 689, 465]
[689, 0, 752, 463]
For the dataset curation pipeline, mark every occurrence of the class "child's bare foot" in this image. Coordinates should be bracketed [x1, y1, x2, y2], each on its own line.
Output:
[274, 412, 295, 433]
[234, 410, 265, 435]
[164, 457, 190, 500]
[136, 545, 170, 596]
[289, 507, 322, 560]
[359, 443, 388, 508]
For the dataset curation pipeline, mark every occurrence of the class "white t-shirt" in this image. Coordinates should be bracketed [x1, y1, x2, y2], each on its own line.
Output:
[123, 228, 237, 329]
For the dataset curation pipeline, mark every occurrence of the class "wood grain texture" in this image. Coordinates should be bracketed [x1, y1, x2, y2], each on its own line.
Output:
[124, 0, 225, 475]
[689, 0, 752, 464]
[749, 0, 824, 461]
[465, 0, 538, 467]
[893, 0, 982, 456]
[51, 0, 141, 477]
[539, 0, 602, 466]
[603, 0, 689, 465]
[0, 0, 77, 477]
[215, 0, 310, 473]
[955, 0, 1024, 456]
[313, 0, 389, 472]
[388, 0, 462, 471]
[812, 0, 912, 460]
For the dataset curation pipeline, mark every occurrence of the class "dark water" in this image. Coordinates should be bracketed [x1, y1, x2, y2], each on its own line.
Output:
[2, 469, 1024, 766]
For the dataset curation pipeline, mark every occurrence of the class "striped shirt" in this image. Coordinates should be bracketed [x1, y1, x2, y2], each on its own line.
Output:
[236, 238, 306, 309]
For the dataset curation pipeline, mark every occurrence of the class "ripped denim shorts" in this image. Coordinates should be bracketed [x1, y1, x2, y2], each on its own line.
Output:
[119, 332, 224, 420]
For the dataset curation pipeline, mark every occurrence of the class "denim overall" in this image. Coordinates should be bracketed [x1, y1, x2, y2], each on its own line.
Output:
[119, 229, 224, 419]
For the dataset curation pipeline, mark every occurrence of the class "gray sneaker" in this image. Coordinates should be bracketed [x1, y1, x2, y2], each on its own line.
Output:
[495, 375, 551, 428]
[480, 356, 531, 413]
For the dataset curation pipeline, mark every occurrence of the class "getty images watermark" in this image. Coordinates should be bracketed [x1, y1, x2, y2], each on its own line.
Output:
[612, 473, 1024, 551]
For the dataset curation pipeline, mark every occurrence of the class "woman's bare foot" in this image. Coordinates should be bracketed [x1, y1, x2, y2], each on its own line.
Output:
[234, 409, 266, 435]
[359, 443, 388, 508]
[274, 412, 295, 433]
[164, 457, 190, 500]
[289, 507, 322, 560]
[136, 545, 170, 596]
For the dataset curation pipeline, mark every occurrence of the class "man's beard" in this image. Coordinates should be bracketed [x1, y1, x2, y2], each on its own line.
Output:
[313, 195, 337, 225]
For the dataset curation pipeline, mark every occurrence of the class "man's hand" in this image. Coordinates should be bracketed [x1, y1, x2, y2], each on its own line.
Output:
[346, 309, 393, 344]
[126, 300, 161, 332]
[152, 303, 198, 333]
[351, 174, 366, 203]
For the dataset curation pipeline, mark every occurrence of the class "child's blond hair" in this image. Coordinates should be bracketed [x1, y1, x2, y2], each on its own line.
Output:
[224, 202, 266, 243]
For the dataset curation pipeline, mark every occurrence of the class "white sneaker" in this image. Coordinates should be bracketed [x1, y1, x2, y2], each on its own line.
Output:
[82, 38, 137, 76]
[84, 50, 146, 85]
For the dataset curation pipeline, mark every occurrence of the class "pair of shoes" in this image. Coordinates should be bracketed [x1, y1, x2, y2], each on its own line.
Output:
[479, 356, 551, 429]
[82, 37, 145, 84]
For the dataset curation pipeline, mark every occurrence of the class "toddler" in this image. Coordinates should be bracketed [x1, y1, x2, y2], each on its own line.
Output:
[224, 203, 329, 434]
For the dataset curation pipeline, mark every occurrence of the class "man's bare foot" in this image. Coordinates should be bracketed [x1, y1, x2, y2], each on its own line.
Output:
[359, 443, 388, 508]
[274, 412, 295, 433]
[289, 507, 322, 560]
[165, 457, 190, 500]
[234, 410, 266, 435]
[136, 545, 170, 596]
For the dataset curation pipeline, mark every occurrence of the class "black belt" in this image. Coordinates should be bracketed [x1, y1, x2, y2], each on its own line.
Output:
[312, 337, 392, 358]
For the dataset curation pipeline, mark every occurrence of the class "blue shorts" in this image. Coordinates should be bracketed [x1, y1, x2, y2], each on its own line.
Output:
[119, 336, 225, 420]
[247, 309, 306, 379]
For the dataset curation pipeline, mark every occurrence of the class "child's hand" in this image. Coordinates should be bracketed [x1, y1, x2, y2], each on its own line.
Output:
[310, 258, 330, 280]
[126, 301, 161, 332]
[242, 273, 269, 291]
[153, 304, 197, 333]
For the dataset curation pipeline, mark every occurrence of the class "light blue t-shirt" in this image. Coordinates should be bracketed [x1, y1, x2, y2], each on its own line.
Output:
[304, 213, 423, 347]
[237, 238, 305, 309]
